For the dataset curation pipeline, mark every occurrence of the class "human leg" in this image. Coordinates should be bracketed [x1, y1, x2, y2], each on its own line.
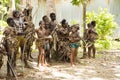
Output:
[37, 48, 41, 67]
[88, 46, 92, 58]
[70, 48, 75, 66]
[74, 48, 78, 65]
[41, 48, 45, 66]
[0, 54, 3, 69]
[92, 44, 96, 58]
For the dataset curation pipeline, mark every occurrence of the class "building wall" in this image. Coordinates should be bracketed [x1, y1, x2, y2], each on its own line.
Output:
[109, 0, 120, 38]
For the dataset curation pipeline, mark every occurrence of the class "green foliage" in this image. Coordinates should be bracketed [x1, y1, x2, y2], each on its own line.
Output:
[0, 20, 7, 34]
[0, 5, 7, 18]
[86, 8, 117, 50]
[0, 20, 7, 27]
[95, 39, 111, 51]
[71, 0, 91, 6]
[0, 0, 9, 20]
[0, 0, 20, 28]
[70, 20, 79, 25]
[111, 40, 120, 50]
[0, 0, 9, 29]
[0, 0, 10, 6]
[71, 0, 83, 6]
[15, 0, 21, 10]
[86, 8, 116, 39]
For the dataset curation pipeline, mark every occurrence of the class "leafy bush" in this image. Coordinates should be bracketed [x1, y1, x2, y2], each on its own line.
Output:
[70, 20, 79, 25]
[0, 0, 20, 31]
[0, 20, 7, 27]
[0, 20, 7, 34]
[86, 8, 117, 50]
[95, 39, 111, 51]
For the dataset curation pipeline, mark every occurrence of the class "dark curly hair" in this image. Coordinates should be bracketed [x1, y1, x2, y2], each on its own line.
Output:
[91, 21, 96, 27]
[6, 17, 15, 27]
[42, 15, 47, 21]
[13, 10, 20, 18]
[60, 19, 66, 25]
[50, 13, 55, 17]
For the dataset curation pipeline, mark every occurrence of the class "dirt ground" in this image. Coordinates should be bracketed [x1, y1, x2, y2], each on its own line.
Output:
[0, 50, 120, 80]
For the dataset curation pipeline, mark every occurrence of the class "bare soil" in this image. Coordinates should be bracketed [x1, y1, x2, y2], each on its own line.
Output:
[0, 50, 120, 80]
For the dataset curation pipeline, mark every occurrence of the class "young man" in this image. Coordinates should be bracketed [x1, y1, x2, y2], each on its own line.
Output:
[57, 19, 70, 61]
[49, 13, 59, 60]
[23, 6, 35, 61]
[42, 15, 52, 63]
[42, 15, 50, 30]
[49, 13, 57, 33]
[12, 10, 31, 68]
[2, 17, 18, 78]
[87, 21, 98, 58]
[36, 21, 46, 67]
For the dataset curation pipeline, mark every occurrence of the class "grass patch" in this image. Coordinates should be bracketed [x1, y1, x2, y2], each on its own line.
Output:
[110, 40, 120, 50]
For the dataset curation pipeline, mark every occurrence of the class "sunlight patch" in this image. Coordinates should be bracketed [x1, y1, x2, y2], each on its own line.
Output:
[51, 71, 72, 79]
[89, 77, 105, 80]
[115, 74, 120, 77]
[112, 65, 120, 73]
[87, 70, 96, 73]
[30, 61, 37, 67]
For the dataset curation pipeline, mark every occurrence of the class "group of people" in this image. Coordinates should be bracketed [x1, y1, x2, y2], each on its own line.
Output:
[0, 4, 35, 79]
[0, 4, 98, 79]
[36, 14, 81, 67]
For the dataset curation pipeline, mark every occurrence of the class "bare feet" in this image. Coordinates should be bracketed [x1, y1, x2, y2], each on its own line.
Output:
[37, 64, 41, 68]
[71, 64, 76, 67]
[38, 65, 46, 71]
[45, 63, 50, 67]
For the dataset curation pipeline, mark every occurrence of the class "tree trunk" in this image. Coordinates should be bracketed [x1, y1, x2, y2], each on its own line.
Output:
[12, 0, 16, 10]
[82, 0, 87, 58]
[8, 0, 16, 17]
[46, 0, 56, 16]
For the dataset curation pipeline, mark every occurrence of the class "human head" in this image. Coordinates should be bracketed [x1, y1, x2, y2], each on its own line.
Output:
[75, 24, 79, 30]
[71, 24, 79, 32]
[39, 21, 45, 29]
[26, 3, 33, 11]
[87, 23, 92, 28]
[23, 9, 28, 16]
[6, 18, 15, 27]
[42, 15, 49, 23]
[13, 10, 20, 18]
[60, 19, 68, 28]
[91, 21, 96, 27]
[50, 12, 56, 21]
